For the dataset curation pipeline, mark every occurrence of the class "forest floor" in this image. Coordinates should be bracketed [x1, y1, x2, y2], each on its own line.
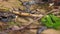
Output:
[0, 0, 60, 34]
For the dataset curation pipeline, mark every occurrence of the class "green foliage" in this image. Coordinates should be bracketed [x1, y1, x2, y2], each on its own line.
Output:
[41, 14, 60, 29]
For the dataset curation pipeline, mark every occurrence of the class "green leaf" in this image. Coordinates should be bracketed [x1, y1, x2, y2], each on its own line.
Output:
[41, 15, 53, 27]
[41, 14, 60, 29]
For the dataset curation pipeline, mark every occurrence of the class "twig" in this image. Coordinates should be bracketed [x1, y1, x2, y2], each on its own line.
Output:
[0, 10, 43, 17]
[12, 11, 43, 17]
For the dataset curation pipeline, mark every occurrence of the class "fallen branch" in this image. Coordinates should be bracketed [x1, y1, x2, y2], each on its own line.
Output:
[12, 11, 43, 17]
[0, 10, 43, 17]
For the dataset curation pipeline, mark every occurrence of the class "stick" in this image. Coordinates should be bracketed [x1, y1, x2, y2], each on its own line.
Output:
[12, 11, 43, 17]
[0, 10, 43, 17]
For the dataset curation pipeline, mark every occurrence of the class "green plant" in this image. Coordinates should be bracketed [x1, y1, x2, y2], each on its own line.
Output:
[41, 14, 60, 29]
